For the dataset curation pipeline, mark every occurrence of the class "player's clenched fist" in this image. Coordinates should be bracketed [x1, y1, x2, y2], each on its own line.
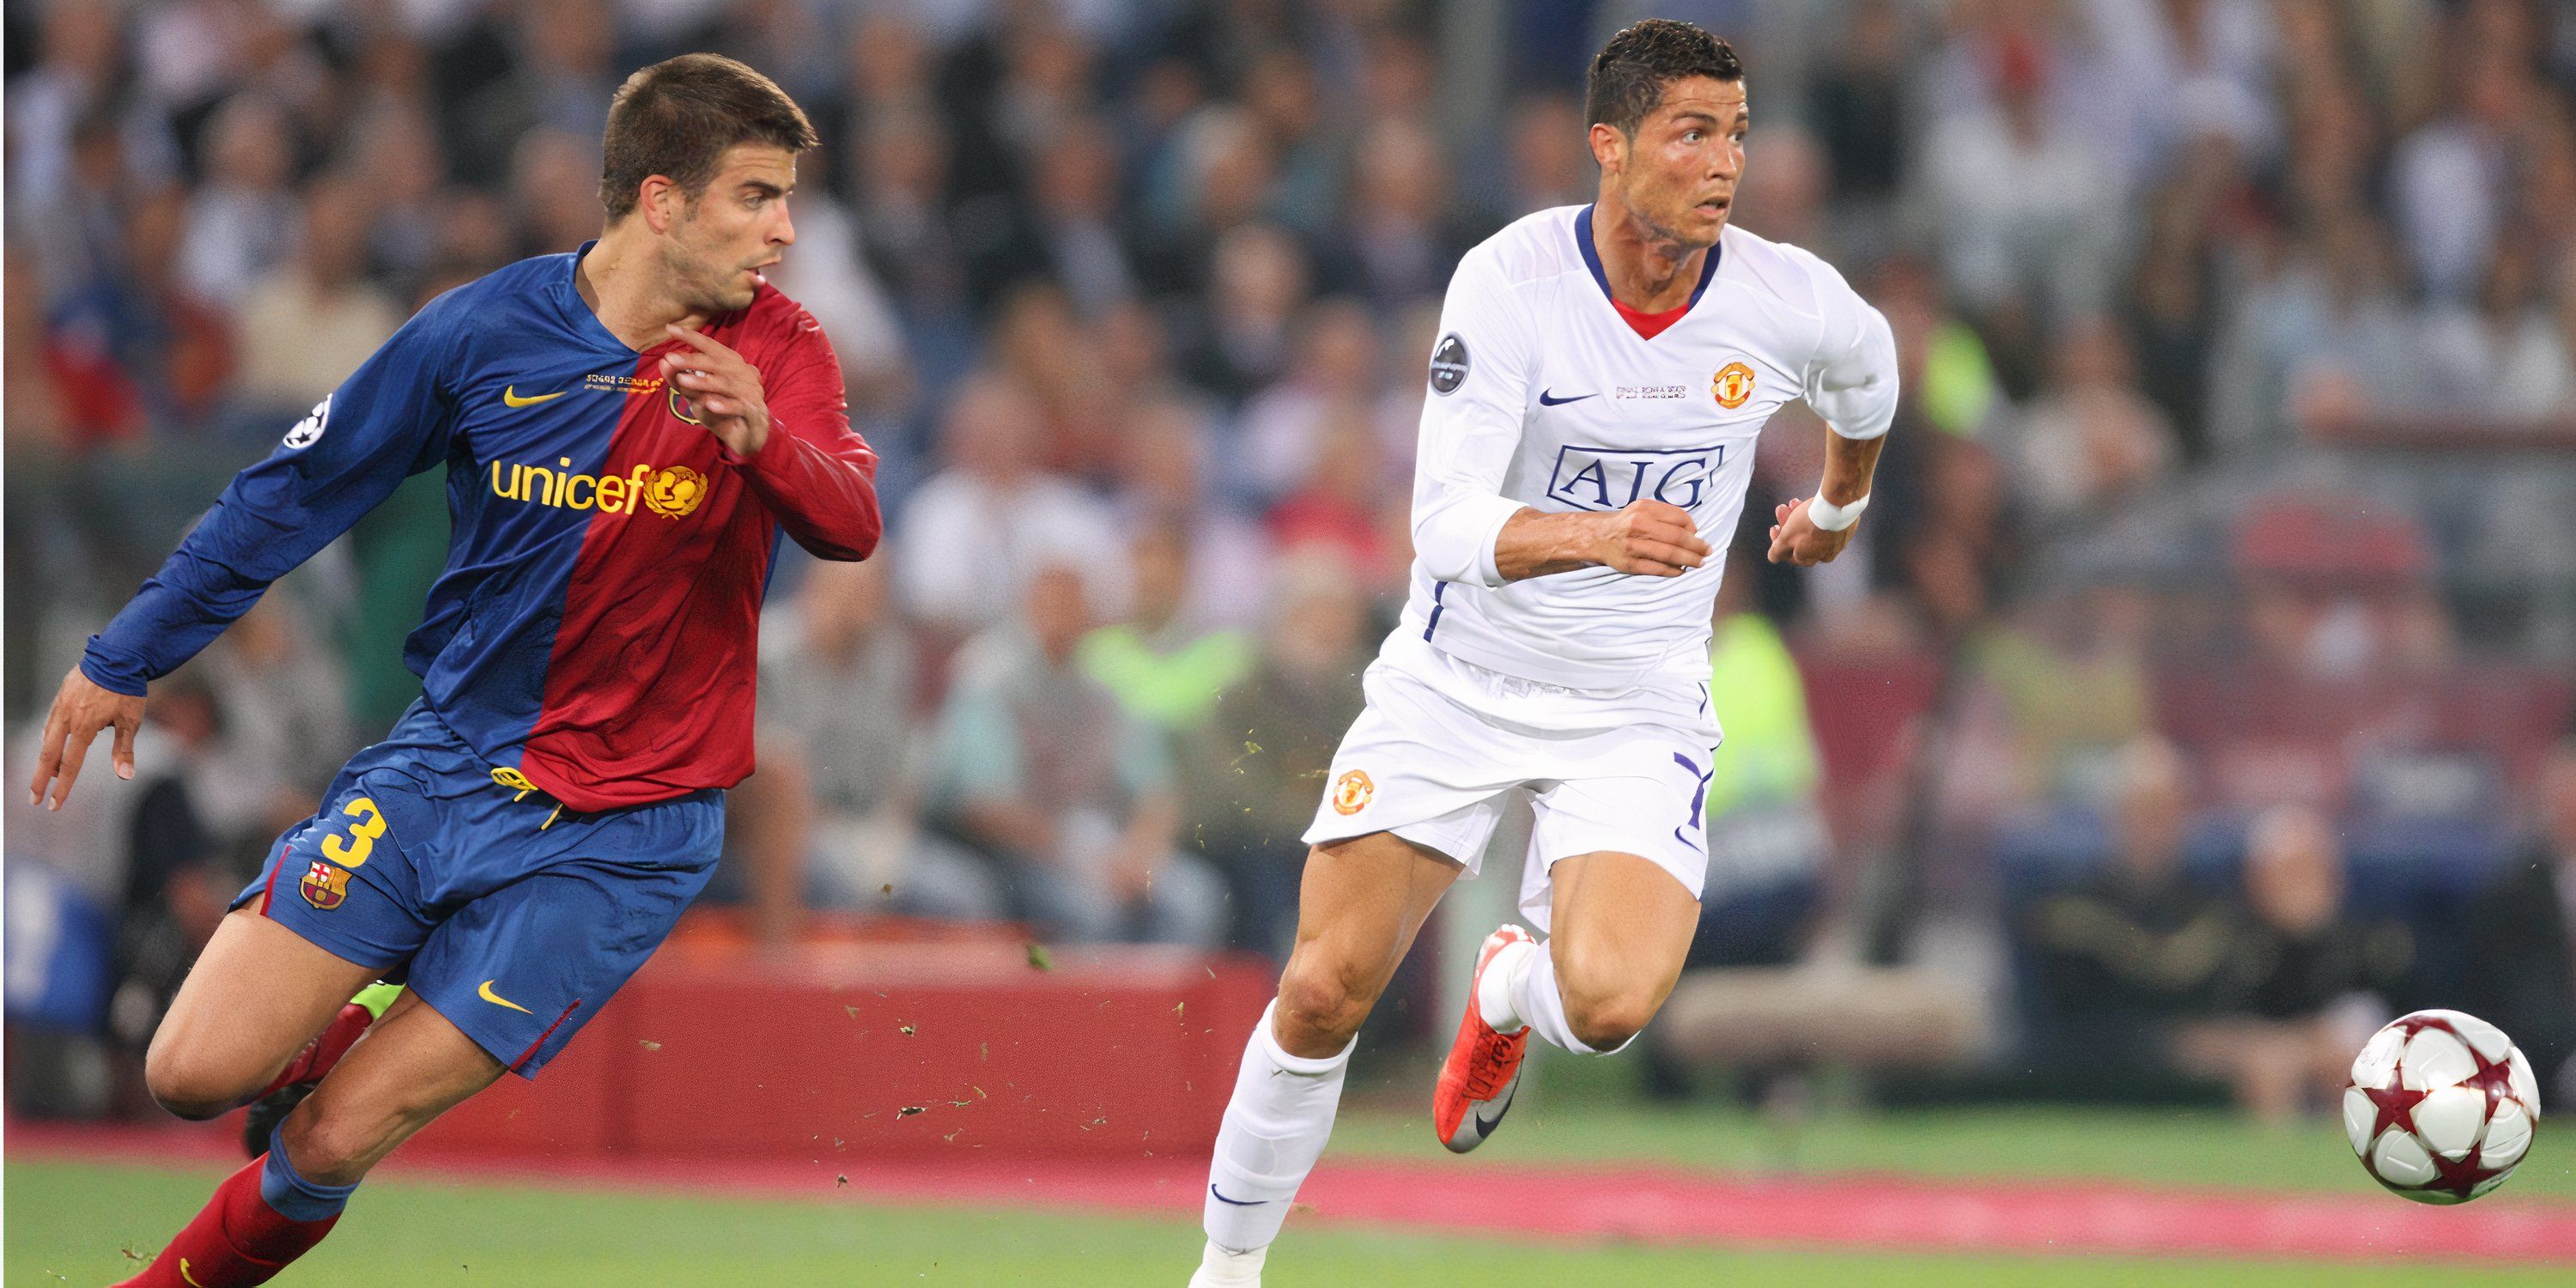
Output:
[1766, 497, 1855, 567]
[1588, 499, 1710, 577]
[660, 322, 771, 457]
[27, 666, 145, 810]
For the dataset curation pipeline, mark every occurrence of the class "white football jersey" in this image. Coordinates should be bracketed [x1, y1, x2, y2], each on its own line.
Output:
[1400, 204, 1898, 694]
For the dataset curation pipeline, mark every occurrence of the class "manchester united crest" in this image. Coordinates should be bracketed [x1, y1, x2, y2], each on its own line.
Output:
[1332, 769, 1374, 816]
[643, 466, 709, 519]
[1712, 361, 1756, 409]
[301, 860, 352, 911]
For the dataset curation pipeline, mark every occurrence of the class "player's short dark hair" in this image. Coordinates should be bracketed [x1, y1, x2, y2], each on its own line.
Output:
[599, 54, 817, 221]
[1585, 19, 1744, 138]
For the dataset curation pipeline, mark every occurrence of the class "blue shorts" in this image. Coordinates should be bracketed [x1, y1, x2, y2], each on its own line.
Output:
[234, 701, 722, 1077]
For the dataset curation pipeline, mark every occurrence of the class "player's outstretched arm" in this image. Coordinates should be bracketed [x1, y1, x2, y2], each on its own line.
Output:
[27, 666, 145, 810]
[66, 292, 468, 807]
[1495, 499, 1711, 580]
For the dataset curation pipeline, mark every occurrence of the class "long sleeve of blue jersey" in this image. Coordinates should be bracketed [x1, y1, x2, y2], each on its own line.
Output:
[82, 294, 465, 696]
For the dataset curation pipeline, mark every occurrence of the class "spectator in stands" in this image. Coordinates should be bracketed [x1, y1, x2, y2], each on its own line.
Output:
[2387, 42, 2530, 304]
[968, 115, 1141, 320]
[1333, 114, 1474, 308]
[1239, 298, 1382, 507]
[234, 173, 404, 417]
[1807, 0, 1911, 259]
[346, 103, 451, 302]
[1239, 48, 1338, 239]
[175, 94, 297, 310]
[925, 563, 1226, 946]
[1691, 571, 1831, 968]
[2421, 234, 2576, 420]
[2465, 738, 2576, 1100]
[2022, 737, 2233, 1071]
[105, 673, 234, 1095]
[2177, 806, 2413, 1122]
[852, 104, 971, 332]
[892, 372, 1126, 640]
[1916, 31, 2120, 386]
[1177, 222, 1308, 404]
[197, 592, 355, 843]
[1082, 523, 1252, 739]
[1498, 92, 1591, 220]
[1267, 407, 1400, 592]
[734, 557, 1004, 944]
[2208, 210, 2418, 453]
[1640, 574, 1832, 1098]
[32, 111, 155, 448]
[2003, 316, 2176, 532]
[451, 0, 618, 188]
[1182, 551, 1370, 957]
[1970, 583, 2156, 806]
[1113, 396, 1274, 628]
[6, 0, 166, 210]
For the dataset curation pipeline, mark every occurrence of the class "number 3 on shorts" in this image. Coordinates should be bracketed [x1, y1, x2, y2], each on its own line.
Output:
[321, 796, 387, 868]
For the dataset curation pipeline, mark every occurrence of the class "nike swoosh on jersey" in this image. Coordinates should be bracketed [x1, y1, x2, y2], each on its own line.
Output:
[501, 386, 567, 407]
[1208, 1183, 1269, 1206]
[478, 979, 534, 1013]
[1538, 389, 1596, 405]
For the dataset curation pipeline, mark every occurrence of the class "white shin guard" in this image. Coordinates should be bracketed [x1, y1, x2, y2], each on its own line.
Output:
[1202, 999, 1353, 1253]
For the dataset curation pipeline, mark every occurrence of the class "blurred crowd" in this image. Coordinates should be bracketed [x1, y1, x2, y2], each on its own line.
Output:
[6, 0, 2576, 1120]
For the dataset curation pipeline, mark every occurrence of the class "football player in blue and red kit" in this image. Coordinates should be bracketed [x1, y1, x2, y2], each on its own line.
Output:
[27, 55, 879, 1285]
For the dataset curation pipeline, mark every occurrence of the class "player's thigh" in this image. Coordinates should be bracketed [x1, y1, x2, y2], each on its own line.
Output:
[281, 988, 505, 1183]
[1546, 849, 1703, 1026]
[1274, 830, 1463, 1054]
[146, 897, 386, 1115]
[154, 767, 451, 1109]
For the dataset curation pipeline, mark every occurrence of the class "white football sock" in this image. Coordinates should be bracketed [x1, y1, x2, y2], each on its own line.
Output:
[1477, 938, 1537, 1033]
[1188, 1240, 1267, 1287]
[1203, 999, 1353, 1254]
[1512, 940, 1631, 1055]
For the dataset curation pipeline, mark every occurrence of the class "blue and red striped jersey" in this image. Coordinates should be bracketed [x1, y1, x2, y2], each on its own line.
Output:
[82, 245, 882, 810]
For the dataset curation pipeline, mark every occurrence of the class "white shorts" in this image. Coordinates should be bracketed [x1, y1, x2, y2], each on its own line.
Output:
[1302, 635, 1720, 933]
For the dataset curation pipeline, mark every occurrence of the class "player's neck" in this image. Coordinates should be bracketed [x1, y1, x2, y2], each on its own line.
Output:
[575, 228, 714, 351]
[1589, 193, 1714, 314]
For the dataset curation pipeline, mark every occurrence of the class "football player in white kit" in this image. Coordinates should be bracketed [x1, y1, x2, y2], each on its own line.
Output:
[1189, 20, 1898, 1285]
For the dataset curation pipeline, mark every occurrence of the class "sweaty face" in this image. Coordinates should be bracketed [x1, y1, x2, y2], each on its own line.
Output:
[1608, 76, 1747, 250]
[662, 142, 799, 313]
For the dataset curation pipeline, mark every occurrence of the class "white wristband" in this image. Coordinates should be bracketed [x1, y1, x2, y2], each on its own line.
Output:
[1805, 489, 1868, 532]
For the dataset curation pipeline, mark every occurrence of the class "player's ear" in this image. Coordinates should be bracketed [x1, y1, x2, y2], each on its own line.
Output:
[638, 174, 680, 234]
[1587, 122, 1625, 174]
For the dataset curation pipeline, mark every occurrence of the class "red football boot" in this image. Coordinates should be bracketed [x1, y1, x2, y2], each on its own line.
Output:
[1433, 925, 1536, 1154]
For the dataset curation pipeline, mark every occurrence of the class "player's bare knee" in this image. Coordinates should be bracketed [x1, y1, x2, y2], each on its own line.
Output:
[1275, 959, 1372, 1052]
[1563, 987, 1656, 1054]
[143, 1045, 253, 1121]
[280, 1098, 399, 1185]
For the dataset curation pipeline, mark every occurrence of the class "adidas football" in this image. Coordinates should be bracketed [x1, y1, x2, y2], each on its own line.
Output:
[2343, 1009, 2541, 1204]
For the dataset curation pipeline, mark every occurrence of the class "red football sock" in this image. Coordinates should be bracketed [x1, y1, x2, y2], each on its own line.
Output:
[112, 1156, 338, 1287]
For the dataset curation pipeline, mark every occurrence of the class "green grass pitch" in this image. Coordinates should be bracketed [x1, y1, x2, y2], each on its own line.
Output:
[12, 1157, 2572, 1287]
[11, 1102, 2572, 1285]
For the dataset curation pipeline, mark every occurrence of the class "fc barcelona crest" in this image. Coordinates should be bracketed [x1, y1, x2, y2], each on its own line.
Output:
[301, 860, 352, 911]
